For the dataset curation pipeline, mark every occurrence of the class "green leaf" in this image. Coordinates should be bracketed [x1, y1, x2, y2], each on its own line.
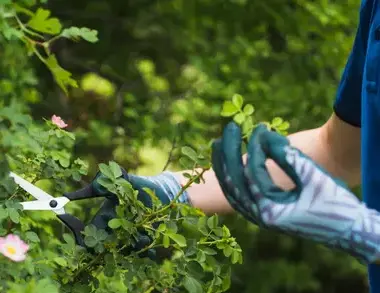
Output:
[202, 247, 217, 255]
[185, 239, 198, 257]
[61, 26, 99, 43]
[277, 121, 290, 130]
[25, 231, 40, 243]
[116, 178, 134, 193]
[8, 208, 19, 223]
[45, 55, 78, 94]
[63, 130, 75, 141]
[231, 250, 241, 264]
[97, 176, 115, 191]
[0, 207, 8, 220]
[197, 217, 208, 235]
[187, 261, 205, 279]
[35, 278, 59, 293]
[54, 257, 67, 266]
[166, 221, 178, 233]
[207, 215, 218, 229]
[222, 274, 231, 291]
[212, 227, 223, 237]
[196, 250, 206, 262]
[163, 234, 170, 248]
[27, 8, 62, 35]
[50, 150, 71, 168]
[96, 229, 108, 241]
[243, 104, 255, 115]
[214, 276, 223, 286]
[63, 233, 75, 247]
[223, 246, 233, 257]
[179, 157, 195, 169]
[242, 116, 254, 135]
[109, 161, 122, 178]
[222, 225, 231, 237]
[181, 146, 198, 162]
[157, 223, 167, 232]
[167, 232, 187, 247]
[84, 236, 97, 247]
[2, 25, 24, 41]
[220, 101, 239, 117]
[271, 117, 283, 127]
[84, 225, 97, 237]
[99, 163, 115, 179]
[232, 94, 244, 109]
[233, 112, 245, 125]
[183, 275, 203, 293]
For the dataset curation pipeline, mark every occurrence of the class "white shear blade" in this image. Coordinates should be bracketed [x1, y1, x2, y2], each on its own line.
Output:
[9, 172, 54, 201]
[20, 197, 69, 215]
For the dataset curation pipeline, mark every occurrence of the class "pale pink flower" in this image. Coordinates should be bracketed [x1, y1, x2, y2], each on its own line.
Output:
[0, 234, 29, 262]
[51, 115, 68, 129]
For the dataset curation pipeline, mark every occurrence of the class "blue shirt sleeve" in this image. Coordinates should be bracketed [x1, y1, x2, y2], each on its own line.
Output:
[333, 0, 372, 127]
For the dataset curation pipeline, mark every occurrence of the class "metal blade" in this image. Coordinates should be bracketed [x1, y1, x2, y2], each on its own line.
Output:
[20, 197, 69, 215]
[9, 172, 54, 201]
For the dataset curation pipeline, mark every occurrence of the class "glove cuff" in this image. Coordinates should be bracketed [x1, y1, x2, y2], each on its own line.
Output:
[348, 205, 380, 264]
[138, 171, 191, 205]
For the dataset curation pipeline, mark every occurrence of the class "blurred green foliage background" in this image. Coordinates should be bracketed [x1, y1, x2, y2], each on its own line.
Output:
[1, 0, 368, 292]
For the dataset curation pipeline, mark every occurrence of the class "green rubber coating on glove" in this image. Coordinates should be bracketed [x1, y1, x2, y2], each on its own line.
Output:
[247, 124, 301, 203]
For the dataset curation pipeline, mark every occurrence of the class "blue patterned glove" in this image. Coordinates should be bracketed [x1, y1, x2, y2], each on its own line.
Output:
[212, 122, 380, 264]
[90, 170, 189, 257]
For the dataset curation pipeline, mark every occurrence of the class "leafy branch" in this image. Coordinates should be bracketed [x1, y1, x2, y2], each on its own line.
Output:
[1, 3, 98, 95]
[221, 93, 290, 137]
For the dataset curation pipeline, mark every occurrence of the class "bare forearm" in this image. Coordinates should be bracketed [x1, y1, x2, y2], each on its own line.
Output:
[177, 128, 325, 214]
[178, 114, 361, 215]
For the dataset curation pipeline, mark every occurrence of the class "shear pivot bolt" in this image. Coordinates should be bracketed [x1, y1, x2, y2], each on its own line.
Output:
[50, 200, 58, 208]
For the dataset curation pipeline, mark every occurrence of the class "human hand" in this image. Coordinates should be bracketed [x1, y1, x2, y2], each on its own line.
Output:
[88, 168, 188, 258]
[212, 122, 380, 264]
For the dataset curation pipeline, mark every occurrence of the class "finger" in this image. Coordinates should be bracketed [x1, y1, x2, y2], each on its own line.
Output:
[211, 135, 258, 223]
[245, 124, 300, 203]
[90, 197, 118, 231]
[221, 122, 260, 222]
[260, 130, 302, 193]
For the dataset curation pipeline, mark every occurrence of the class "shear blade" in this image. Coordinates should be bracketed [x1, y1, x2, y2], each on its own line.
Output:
[9, 172, 55, 201]
[21, 197, 69, 215]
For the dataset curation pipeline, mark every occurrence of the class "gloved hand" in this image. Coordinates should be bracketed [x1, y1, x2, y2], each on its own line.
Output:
[88, 169, 189, 257]
[212, 122, 380, 264]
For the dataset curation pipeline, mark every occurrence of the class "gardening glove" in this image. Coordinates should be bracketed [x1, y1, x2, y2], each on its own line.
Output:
[212, 122, 380, 264]
[89, 169, 189, 258]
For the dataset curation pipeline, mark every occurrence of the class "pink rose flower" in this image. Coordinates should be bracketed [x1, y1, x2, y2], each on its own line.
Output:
[0, 234, 29, 262]
[51, 115, 68, 129]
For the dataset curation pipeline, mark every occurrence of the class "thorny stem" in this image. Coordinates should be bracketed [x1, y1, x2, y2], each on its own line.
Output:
[72, 251, 106, 281]
[139, 167, 209, 226]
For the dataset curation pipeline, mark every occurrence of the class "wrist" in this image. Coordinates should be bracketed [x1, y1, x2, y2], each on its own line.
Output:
[134, 171, 191, 205]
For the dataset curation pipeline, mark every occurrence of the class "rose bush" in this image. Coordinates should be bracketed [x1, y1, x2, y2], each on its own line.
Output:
[0, 104, 245, 292]
[0, 1, 294, 292]
[0, 2, 246, 292]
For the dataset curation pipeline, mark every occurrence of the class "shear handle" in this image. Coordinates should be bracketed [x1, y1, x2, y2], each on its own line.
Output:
[57, 214, 86, 246]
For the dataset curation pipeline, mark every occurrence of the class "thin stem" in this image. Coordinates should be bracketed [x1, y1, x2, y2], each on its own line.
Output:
[139, 168, 209, 225]
[31, 44, 48, 65]
[198, 239, 226, 245]
[162, 125, 180, 172]
[135, 241, 163, 255]
[72, 251, 105, 281]
[14, 14, 44, 39]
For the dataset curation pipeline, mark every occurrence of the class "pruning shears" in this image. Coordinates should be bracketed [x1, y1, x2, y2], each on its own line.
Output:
[9, 171, 116, 247]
